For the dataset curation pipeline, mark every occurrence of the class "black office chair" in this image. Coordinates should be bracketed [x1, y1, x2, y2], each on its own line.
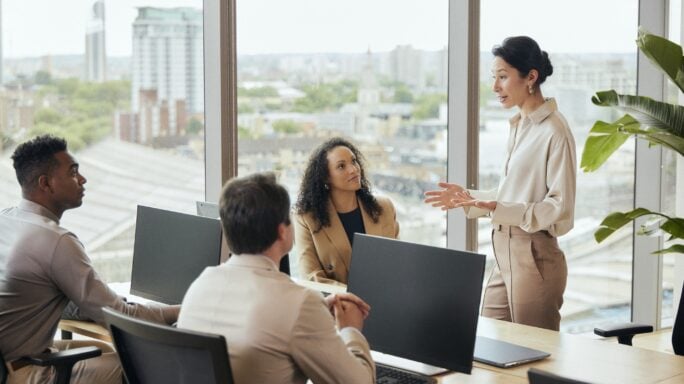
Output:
[527, 368, 591, 384]
[0, 346, 102, 384]
[593, 287, 683, 355]
[593, 322, 653, 346]
[102, 307, 234, 384]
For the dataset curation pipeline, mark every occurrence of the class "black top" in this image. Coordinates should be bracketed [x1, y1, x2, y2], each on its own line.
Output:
[338, 207, 365, 246]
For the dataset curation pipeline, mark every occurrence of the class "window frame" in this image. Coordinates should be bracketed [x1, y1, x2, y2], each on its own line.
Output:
[206, 0, 676, 328]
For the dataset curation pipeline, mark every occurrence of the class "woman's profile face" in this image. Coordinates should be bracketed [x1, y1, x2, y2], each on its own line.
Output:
[491, 56, 530, 110]
[325, 145, 362, 194]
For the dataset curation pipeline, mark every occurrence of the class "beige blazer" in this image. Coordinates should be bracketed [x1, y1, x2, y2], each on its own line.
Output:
[295, 196, 400, 285]
[178, 255, 375, 384]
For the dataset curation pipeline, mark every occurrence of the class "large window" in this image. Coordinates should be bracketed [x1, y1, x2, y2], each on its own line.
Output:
[662, 0, 683, 327]
[0, 0, 205, 282]
[236, 0, 449, 276]
[478, 0, 638, 333]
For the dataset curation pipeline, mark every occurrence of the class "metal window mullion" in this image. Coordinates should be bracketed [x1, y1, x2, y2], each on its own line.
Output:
[632, 0, 666, 328]
[447, 0, 479, 251]
[203, 0, 237, 202]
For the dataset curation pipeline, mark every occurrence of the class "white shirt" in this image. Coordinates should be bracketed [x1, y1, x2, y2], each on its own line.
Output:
[468, 98, 576, 237]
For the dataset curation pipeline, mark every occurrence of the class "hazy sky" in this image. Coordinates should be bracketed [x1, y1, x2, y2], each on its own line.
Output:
[3, 0, 639, 58]
[3, 0, 201, 58]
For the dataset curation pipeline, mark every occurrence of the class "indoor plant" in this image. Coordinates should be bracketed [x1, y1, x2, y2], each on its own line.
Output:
[580, 27, 683, 354]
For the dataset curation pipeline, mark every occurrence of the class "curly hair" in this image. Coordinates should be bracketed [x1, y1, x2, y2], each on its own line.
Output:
[295, 137, 382, 232]
[11, 135, 67, 190]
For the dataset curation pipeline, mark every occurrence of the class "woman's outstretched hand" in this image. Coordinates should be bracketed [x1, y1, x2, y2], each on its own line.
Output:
[424, 182, 496, 211]
[424, 182, 466, 210]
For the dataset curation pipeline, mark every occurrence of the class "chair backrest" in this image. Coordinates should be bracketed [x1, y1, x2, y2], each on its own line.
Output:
[527, 368, 590, 384]
[673, 282, 684, 355]
[0, 351, 7, 384]
[103, 307, 233, 384]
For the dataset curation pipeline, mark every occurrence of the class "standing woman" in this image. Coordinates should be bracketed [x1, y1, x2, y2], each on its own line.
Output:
[425, 36, 576, 331]
[295, 137, 399, 285]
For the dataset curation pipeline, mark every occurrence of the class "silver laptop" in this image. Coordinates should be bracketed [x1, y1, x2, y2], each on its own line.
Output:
[474, 336, 550, 368]
[196, 201, 220, 218]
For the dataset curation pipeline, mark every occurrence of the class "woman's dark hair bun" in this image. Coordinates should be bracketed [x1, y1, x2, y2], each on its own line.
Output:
[492, 36, 553, 86]
[541, 51, 553, 78]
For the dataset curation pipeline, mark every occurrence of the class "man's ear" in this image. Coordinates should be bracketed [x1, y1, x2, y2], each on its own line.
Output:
[277, 222, 288, 241]
[37, 174, 53, 193]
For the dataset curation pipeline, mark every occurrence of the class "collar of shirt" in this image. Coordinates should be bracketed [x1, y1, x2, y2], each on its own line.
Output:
[509, 97, 558, 127]
[18, 199, 60, 224]
[227, 253, 279, 271]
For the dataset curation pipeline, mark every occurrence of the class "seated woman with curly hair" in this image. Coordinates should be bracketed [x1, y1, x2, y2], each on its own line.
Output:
[295, 137, 400, 285]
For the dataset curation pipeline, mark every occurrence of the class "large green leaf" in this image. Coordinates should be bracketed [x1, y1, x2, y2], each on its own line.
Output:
[594, 208, 667, 243]
[580, 115, 637, 172]
[653, 244, 684, 255]
[661, 217, 684, 239]
[637, 27, 684, 93]
[594, 208, 684, 255]
[592, 90, 684, 142]
[586, 29, 684, 257]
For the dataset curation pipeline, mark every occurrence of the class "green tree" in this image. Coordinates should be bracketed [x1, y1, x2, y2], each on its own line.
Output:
[393, 83, 414, 103]
[186, 117, 204, 135]
[34, 70, 52, 85]
[413, 93, 447, 120]
[272, 120, 303, 134]
[293, 80, 357, 113]
[29, 78, 132, 149]
[34, 108, 63, 125]
[238, 86, 279, 98]
[238, 103, 255, 114]
[238, 125, 257, 140]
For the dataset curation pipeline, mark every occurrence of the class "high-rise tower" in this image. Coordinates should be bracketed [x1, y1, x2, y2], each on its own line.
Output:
[85, 0, 106, 82]
[125, 7, 202, 143]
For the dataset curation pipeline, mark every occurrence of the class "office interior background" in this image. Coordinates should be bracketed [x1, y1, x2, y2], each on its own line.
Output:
[0, 0, 681, 334]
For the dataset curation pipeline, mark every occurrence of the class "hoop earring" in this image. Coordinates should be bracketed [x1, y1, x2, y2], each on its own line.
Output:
[528, 85, 535, 95]
[324, 184, 329, 190]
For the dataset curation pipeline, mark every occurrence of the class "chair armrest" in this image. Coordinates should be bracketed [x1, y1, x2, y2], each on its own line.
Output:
[21, 346, 102, 367]
[594, 323, 653, 346]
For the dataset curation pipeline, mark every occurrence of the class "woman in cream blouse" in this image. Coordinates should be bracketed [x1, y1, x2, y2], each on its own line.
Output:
[295, 137, 400, 285]
[425, 36, 576, 331]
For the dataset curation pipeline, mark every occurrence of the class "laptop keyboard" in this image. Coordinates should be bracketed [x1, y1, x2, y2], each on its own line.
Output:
[376, 363, 437, 384]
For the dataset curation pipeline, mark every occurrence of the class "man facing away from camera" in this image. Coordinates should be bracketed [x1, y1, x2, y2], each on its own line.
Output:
[178, 172, 376, 383]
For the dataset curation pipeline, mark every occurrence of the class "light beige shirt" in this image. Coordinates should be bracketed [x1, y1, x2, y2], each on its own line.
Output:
[468, 98, 576, 237]
[178, 254, 375, 384]
[0, 199, 176, 361]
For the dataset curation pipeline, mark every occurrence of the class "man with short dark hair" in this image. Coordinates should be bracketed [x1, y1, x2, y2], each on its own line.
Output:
[0, 135, 179, 384]
[178, 173, 375, 383]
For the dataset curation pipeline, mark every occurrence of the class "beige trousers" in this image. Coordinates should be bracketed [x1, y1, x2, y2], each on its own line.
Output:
[481, 224, 567, 331]
[6, 339, 122, 384]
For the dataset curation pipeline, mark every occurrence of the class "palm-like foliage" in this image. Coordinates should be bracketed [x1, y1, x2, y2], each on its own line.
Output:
[581, 28, 684, 254]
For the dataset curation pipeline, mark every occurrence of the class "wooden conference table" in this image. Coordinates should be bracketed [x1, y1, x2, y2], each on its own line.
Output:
[59, 281, 684, 384]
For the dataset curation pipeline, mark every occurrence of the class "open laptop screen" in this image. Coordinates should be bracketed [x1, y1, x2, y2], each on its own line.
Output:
[347, 234, 486, 374]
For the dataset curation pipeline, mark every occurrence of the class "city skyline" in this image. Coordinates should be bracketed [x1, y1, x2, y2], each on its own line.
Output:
[3, 0, 637, 59]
